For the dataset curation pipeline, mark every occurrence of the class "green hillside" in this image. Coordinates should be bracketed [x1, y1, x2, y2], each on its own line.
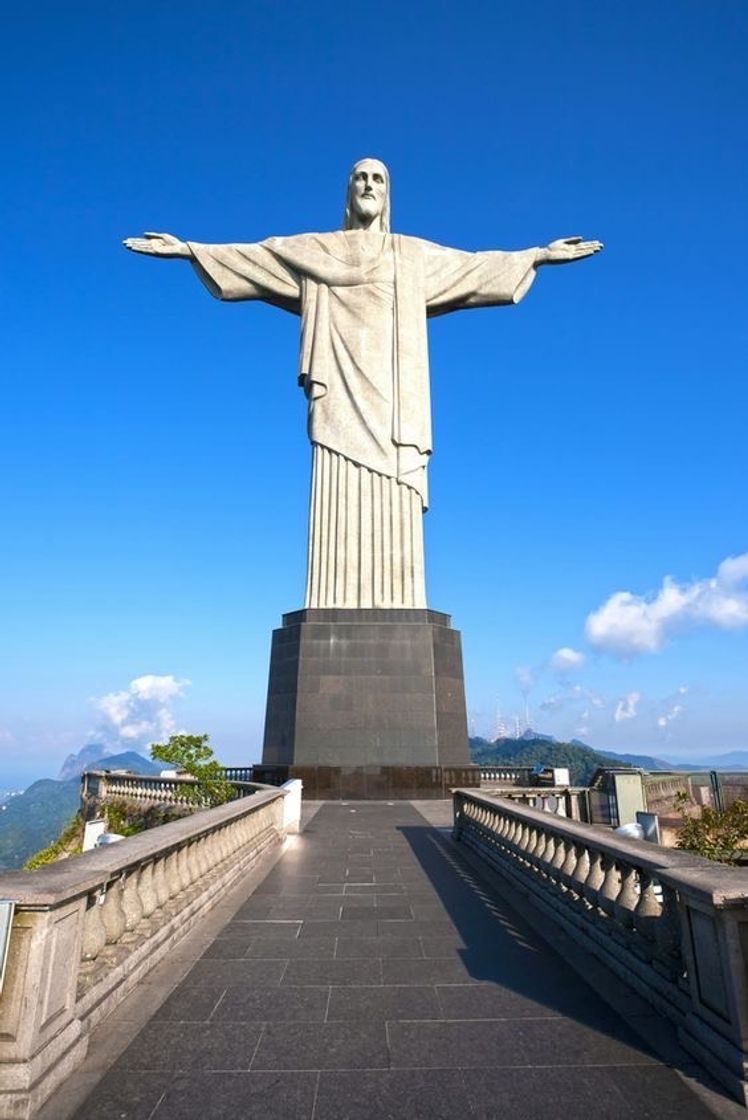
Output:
[470, 737, 634, 786]
[0, 780, 80, 871]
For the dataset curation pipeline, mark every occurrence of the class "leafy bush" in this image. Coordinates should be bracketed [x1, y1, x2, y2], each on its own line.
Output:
[104, 800, 148, 837]
[104, 798, 192, 833]
[675, 792, 748, 864]
[24, 814, 84, 869]
[150, 733, 234, 807]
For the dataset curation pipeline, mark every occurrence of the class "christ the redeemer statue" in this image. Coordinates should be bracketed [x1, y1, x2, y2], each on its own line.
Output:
[125, 159, 601, 610]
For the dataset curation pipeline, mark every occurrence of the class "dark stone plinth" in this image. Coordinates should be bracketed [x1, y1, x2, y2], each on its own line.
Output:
[252, 764, 481, 800]
[261, 609, 471, 796]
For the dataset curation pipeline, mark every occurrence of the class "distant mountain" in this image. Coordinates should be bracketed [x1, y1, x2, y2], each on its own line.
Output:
[664, 751, 748, 771]
[58, 742, 114, 780]
[85, 751, 161, 775]
[469, 736, 634, 786]
[0, 779, 79, 871]
[57, 744, 159, 780]
[597, 749, 675, 771]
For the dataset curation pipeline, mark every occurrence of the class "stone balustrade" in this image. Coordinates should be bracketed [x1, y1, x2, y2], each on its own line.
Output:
[478, 766, 534, 786]
[80, 768, 265, 813]
[453, 788, 748, 1105]
[0, 785, 294, 1119]
[484, 785, 590, 822]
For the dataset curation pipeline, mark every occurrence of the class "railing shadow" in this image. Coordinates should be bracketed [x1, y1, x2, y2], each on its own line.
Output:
[396, 819, 729, 1106]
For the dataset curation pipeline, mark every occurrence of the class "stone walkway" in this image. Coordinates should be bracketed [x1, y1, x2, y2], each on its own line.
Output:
[67, 802, 729, 1119]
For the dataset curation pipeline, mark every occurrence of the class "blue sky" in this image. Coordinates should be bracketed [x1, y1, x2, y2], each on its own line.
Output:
[2, 1, 746, 784]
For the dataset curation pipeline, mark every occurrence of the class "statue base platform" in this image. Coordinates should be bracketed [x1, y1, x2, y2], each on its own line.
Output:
[252, 763, 480, 800]
[260, 608, 473, 798]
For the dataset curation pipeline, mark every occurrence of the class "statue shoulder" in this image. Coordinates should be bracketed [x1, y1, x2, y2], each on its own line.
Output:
[393, 233, 451, 259]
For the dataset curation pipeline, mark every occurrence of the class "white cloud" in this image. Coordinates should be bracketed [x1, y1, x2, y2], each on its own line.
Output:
[0, 728, 15, 745]
[585, 552, 748, 657]
[614, 691, 640, 722]
[93, 674, 191, 750]
[548, 647, 585, 674]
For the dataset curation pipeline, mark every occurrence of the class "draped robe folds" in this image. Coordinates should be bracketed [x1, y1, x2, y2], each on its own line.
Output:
[188, 231, 538, 608]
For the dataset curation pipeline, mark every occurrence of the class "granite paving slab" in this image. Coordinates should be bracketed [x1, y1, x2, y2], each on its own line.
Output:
[65, 800, 727, 1119]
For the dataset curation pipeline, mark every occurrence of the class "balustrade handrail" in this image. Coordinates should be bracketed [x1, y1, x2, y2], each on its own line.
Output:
[483, 785, 589, 793]
[457, 787, 730, 882]
[0, 787, 284, 908]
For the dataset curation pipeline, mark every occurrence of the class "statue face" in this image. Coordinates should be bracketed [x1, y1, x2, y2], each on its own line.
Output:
[349, 159, 388, 224]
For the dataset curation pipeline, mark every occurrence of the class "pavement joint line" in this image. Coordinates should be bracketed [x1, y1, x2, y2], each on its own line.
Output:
[246, 1025, 266, 1073]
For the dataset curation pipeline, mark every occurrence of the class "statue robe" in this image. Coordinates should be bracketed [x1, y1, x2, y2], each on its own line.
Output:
[188, 231, 538, 608]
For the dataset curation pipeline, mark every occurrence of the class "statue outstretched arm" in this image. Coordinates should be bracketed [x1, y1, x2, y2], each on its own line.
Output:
[122, 232, 191, 259]
[536, 236, 603, 265]
[122, 231, 302, 311]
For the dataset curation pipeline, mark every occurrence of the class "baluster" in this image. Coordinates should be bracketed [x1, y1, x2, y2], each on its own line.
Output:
[100, 876, 127, 944]
[204, 830, 221, 877]
[173, 843, 190, 893]
[138, 860, 158, 918]
[560, 840, 578, 891]
[614, 862, 638, 929]
[81, 889, 107, 960]
[218, 824, 232, 861]
[533, 827, 548, 865]
[199, 831, 215, 875]
[571, 845, 591, 906]
[163, 849, 184, 911]
[582, 848, 606, 914]
[634, 871, 661, 943]
[598, 855, 620, 917]
[538, 830, 555, 874]
[179, 842, 196, 890]
[525, 824, 541, 862]
[152, 855, 170, 908]
[121, 867, 144, 932]
[551, 835, 567, 874]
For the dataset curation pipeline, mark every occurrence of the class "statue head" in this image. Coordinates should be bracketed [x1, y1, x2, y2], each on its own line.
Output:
[343, 158, 390, 232]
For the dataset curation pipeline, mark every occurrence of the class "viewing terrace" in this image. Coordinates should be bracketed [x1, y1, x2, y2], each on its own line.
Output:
[1, 785, 747, 1119]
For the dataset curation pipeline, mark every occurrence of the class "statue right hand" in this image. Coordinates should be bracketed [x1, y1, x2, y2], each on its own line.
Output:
[122, 232, 191, 258]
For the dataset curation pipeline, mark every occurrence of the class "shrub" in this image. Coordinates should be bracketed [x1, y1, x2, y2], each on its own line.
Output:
[675, 792, 748, 865]
[150, 733, 234, 807]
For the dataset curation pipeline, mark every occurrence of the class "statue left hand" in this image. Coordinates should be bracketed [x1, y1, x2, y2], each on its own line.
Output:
[540, 236, 603, 265]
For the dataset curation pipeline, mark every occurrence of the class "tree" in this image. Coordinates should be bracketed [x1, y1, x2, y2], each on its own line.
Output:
[150, 733, 234, 807]
[675, 792, 748, 865]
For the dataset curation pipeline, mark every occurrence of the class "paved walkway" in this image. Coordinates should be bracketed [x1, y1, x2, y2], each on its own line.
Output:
[66, 802, 731, 1119]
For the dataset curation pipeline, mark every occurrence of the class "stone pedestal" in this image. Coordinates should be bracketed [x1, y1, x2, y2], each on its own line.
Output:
[258, 608, 479, 799]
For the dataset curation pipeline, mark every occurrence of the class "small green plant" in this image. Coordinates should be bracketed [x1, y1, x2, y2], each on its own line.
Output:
[675, 792, 748, 865]
[24, 814, 84, 869]
[150, 733, 234, 807]
[104, 800, 147, 837]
